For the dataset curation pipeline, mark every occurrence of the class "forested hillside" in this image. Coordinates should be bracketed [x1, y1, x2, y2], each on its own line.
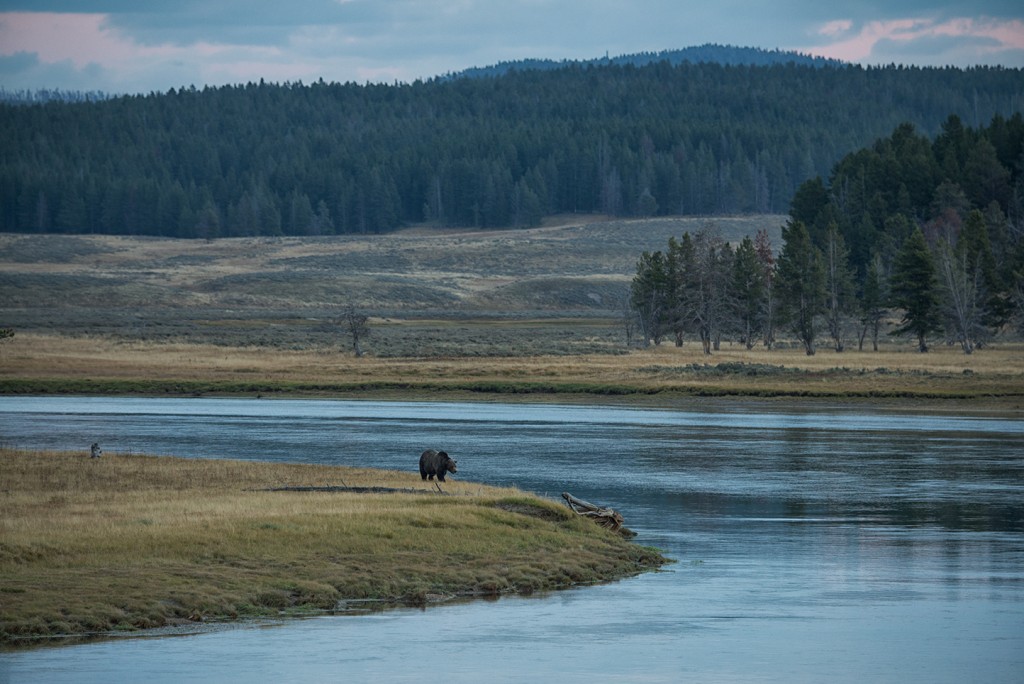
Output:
[455, 44, 842, 78]
[1, 61, 1021, 238]
[631, 116, 1024, 354]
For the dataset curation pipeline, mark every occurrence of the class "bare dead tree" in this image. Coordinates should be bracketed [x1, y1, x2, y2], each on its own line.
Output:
[754, 229, 777, 349]
[858, 255, 888, 351]
[934, 238, 986, 354]
[823, 225, 856, 352]
[686, 227, 732, 355]
[619, 290, 639, 348]
[336, 305, 371, 357]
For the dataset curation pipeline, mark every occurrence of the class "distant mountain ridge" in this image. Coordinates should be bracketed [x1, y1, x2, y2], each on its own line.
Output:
[3, 50, 1019, 238]
[1, 45, 843, 102]
[455, 44, 844, 79]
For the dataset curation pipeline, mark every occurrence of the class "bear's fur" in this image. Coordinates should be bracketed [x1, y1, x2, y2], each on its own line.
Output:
[419, 449, 458, 482]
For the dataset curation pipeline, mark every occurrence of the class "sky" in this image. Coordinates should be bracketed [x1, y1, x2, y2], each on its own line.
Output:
[1, 1, 1023, 94]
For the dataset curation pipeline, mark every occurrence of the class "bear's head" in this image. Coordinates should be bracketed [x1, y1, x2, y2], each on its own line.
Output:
[439, 451, 457, 473]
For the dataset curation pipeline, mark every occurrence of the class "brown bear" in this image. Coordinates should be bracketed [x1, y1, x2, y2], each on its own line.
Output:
[419, 449, 458, 482]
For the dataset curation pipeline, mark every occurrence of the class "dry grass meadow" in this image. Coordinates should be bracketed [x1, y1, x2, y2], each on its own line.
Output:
[0, 448, 666, 645]
[0, 216, 781, 354]
[2, 332, 1022, 407]
[1, 214, 1022, 408]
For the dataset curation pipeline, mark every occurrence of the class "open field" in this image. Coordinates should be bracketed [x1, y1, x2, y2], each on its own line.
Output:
[0, 216, 781, 354]
[0, 448, 666, 647]
[1, 215, 1022, 408]
[2, 333, 1022, 408]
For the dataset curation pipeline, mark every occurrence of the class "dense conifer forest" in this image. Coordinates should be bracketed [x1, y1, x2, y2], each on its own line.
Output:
[1, 60, 1022, 237]
[631, 117, 1024, 353]
[455, 44, 843, 78]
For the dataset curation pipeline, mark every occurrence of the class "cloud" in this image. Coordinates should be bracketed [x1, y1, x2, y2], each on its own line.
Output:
[819, 20, 854, 38]
[1, 12, 112, 67]
[0, 50, 111, 93]
[0, 50, 38, 75]
[805, 15, 1024, 66]
[103, 0, 355, 47]
[0, 10, 302, 91]
[1, 2, 1022, 93]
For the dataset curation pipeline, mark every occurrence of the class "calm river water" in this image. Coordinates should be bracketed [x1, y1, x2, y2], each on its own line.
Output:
[1, 397, 1022, 683]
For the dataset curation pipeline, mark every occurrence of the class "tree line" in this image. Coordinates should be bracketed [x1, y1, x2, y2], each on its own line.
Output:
[631, 116, 1024, 354]
[1, 61, 1021, 237]
[456, 44, 842, 79]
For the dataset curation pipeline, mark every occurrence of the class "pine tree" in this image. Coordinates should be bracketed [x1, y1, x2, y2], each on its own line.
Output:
[890, 227, 941, 352]
[732, 235, 765, 349]
[665, 234, 695, 347]
[959, 207, 1007, 333]
[776, 220, 826, 355]
[630, 250, 669, 346]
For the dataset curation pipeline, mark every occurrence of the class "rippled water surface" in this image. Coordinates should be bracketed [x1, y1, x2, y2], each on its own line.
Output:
[1, 397, 1022, 683]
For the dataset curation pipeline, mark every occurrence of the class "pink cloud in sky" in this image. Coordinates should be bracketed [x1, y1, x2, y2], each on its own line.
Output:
[806, 16, 1024, 64]
[0, 12, 167, 66]
[818, 20, 853, 38]
[0, 11, 297, 89]
[0, 11, 290, 65]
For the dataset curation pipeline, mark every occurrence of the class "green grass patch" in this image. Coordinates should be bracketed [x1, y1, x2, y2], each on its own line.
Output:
[0, 449, 667, 648]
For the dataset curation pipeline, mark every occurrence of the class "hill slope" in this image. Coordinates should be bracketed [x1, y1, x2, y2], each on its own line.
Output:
[456, 44, 843, 78]
[1, 61, 1020, 237]
[0, 215, 782, 355]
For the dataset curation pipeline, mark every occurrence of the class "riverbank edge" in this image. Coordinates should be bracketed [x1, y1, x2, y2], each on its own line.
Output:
[2, 377, 1022, 412]
[0, 450, 670, 651]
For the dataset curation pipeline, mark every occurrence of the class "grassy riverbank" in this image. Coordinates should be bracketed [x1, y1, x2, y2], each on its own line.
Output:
[1, 334, 1023, 409]
[0, 448, 667, 648]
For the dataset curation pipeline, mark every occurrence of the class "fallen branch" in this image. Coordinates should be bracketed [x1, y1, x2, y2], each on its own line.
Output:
[562, 492, 636, 538]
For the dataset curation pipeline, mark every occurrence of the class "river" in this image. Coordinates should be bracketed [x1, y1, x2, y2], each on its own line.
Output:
[1, 397, 1022, 683]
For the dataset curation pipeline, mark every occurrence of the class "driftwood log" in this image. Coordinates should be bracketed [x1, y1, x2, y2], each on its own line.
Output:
[562, 492, 636, 538]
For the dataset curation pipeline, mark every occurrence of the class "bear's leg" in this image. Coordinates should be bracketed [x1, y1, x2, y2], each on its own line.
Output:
[437, 473, 445, 482]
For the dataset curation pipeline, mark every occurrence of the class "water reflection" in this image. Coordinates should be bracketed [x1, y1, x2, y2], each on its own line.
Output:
[1, 397, 1022, 683]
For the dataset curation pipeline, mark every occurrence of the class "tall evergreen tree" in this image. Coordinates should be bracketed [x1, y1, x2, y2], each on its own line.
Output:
[959, 208, 1007, 332]
[630, 250, 669, 346]
[665, 234, 696, 347]
[890, 226, 941, 352]
[732, 235, 766, 349]
[776, 220, 826, 355]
